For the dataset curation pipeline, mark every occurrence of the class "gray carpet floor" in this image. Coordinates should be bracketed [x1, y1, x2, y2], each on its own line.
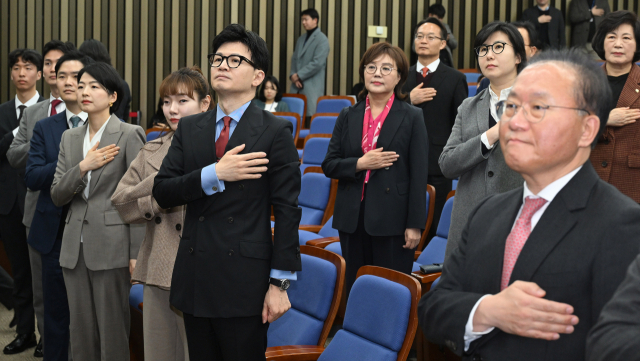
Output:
[0, 304, 39, 360]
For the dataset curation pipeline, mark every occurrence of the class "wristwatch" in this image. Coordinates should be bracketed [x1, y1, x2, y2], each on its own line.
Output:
[269, 277, 290, 291]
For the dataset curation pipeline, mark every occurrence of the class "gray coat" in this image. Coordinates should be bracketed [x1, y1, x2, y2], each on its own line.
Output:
[289, 29, 330, 116]
[439, 89, 522, 261]
[50, 115, 146, 271]
[6, 99, 51, 227]
[568, 0, 610, 48]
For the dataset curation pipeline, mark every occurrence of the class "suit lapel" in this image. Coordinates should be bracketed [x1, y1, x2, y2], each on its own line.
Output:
[299, 30, 318, 58]
[70, 124, 86, 170]
[147, 136, 172, 171]
[52, 113, 67, 153]
[89, 115, 123, 196]
[375, 99, 406, 150]
[428, 64, 447, 90]
[33, 100, 50, 121]
[616, 64, 640, 108]
[406, 65, 417, 92]
[348, 102, 365, 157]
[7, 100, 18, 127]
[476, 92, 491, 135]
[225, 101, 267, 154]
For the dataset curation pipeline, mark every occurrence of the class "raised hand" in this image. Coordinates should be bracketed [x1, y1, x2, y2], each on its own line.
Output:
[215, 144, 270, 182]
[79, 142, 119, 177]
[356, 147, 399, 171]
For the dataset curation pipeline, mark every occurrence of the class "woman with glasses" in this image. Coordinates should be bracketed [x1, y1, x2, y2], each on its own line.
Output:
[589, 11, 640, 203]
[439, 22, 527, 261]
[322, 42, 428, 295]
[254, 75, 290, 113]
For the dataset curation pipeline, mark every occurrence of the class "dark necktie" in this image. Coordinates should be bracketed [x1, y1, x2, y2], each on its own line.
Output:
[216, 116, 232, 160]
[70, 116, 81, 128]
[50, 99, 63, 116]
[17, 105, 26, 122]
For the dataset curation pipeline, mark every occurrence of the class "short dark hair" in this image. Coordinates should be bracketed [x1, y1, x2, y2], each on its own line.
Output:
[427, 4, 446, 19]
[301, 8, 319, 20]
[527, 49, 613, 148]
[8, 49, 43, 71]
[43, 40, 75, 58]
[474, 21, 527, 73]
[258, 75, 283, 102]
[78, 39, 112, 65]
[592, 10, 640, 63]
[77, 62, 124, 115]
[512, 21, 538, 50]
[55, 50, 95, 75]
[211, 23, 269, 73]
[358, 42, 409, 101]
[415, 17, 448, 40]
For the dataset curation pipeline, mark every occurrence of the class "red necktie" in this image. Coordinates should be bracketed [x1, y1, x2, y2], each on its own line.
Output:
[216, 116, 232, 160]
[50, 99, 63, 116]
[421, 67, 428, 77]
[500, 196, 548, 290]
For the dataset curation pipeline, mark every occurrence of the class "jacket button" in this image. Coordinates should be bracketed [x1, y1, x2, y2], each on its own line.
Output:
[144, 212, 151, 219]
[212, 186, 217, 191]
[199, 216, 204, 222]
[488, 171, 494, 177]
[228, 249, 234, 256]
[176, 224, 182, 231]
[385, 188, 390, 193]
[155, 217, 161, 224]
[602, 161, 608, 168]
[188, 247, 193, 253]
[238, 184, 244, 190]
[385, 167, 389, 170]
[604, 139, 610, 145]
[228, 217, 234, 224]
[83, 220, 88, 224]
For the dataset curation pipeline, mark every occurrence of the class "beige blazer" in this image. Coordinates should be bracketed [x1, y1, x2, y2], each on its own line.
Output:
[50, 114, 146, 271]
[111, 133, 184, 289]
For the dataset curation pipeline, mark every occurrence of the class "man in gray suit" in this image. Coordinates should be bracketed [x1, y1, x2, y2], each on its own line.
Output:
[289, 8, 330, 117]
[6, 40, 74, 357]
[568, 0, 610, 60]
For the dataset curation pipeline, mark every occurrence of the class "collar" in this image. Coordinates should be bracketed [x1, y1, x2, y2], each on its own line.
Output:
[537, 5, 550, 11]
[15, 91, 40, 109]
[523, 166, 582, 203]
[416, 58, 440, 74]
[49, 94, 62, 103]
[488, 85, 513, 103]
[306, 27, 318, 37]
[65, 109, 88, 122]
[216, 101, 252, 123]
[85, 115, 111, 138]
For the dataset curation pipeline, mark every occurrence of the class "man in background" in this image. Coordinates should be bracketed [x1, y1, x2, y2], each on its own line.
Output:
[568, 0, 610, 59]
[522, 0, 566, 49]
[427, 4, 457, 68]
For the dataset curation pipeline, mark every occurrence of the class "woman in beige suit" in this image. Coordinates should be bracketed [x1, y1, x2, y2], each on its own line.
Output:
[111, 66, 211, 361]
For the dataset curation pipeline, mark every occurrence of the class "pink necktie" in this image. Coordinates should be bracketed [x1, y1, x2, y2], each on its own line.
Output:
[500, 196, 548, 290]
[50, 99, 62, 116]
[421, 67, 428, 77]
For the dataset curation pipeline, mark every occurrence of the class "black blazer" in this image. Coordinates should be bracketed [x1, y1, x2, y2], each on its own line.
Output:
[322, 98, 428, 236]
[522, 6, 566, 49]
[0, 97, 43, 215]
[418, 163, 640, 361]
[402, 64, 468, 176]
[153, 101, 302, 319]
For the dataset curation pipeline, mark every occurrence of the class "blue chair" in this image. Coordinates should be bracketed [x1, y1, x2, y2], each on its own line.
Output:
[412, 196, 454, 272]
[452, 179, 458, 190]
[417, 185, 437, 252]
[266, 246, 345, 349]
[309, 115, 338, 135]
[281, 94, 307, 122]
[468, 85, 477, 97]
[300, 136, 331, 174]
[324, 242, 342, 256]
[464, 72, 481, 83]
[274, 112, 301, 146]
[146, 131, 162, 142]
[129, 283, 144, 313]
[299, 216, 339, 246]
[315, 96, 354, 114]
[299, 172, 332, 226]
[431, 276, 441, 288]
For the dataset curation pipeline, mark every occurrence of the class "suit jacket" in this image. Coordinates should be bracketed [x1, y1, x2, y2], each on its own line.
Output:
[418, 163, 640, 361]
[522, 6, 566, 49]
[402, 64, 468, 176]
[322, 99, 429, 236]
[112, 133, 185, 289]
[152, 102, 302, 318]
[590, 64, 640, 202]
[439, 89, 522, 260]
[7, 98, 51, 227]
[0, 97, 43, 215]
[50, 114, 146, 271]
[568, 0, 610, 47]
[587, 252, 640, 361]
[289, 29, 330, 116]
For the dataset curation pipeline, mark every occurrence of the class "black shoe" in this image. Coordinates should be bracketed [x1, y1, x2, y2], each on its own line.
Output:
[8, 313, 16, 328]
[3, 333, 37, 355]
[33, 339, 43, 357]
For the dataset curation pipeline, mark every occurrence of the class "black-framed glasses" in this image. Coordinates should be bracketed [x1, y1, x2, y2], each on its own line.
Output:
[415, 34, 443, 42]
[496, 100, 592, 124]
[364, 64, 396, 76]
[475, 41, 510, 57]
[208, 53, 256, 69]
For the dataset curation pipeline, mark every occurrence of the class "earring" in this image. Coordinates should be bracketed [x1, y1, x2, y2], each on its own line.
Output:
[109, 102, 113, 107]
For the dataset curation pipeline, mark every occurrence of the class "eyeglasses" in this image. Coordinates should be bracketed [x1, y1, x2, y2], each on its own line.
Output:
[364, 64, 396, 76]
[496, 100, 592, 124]
[415, 34, 444, 42]
[475, 41, 510, 57]
[208, 54, 256, 69]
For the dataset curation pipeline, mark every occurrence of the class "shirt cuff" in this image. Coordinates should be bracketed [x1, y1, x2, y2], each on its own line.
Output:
[464, 295, 495, 351]
[480, 132, 495, 149]
[12, 126, 19, 136]
[270, 269, 298, 281]
[201, 163, 225, 196]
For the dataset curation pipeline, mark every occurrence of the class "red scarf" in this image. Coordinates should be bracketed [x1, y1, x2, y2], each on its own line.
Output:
[361, 93, 394, 199]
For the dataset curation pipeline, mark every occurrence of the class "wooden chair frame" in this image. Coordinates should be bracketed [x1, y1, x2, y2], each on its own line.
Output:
[411, 271, 444, 361]
[273, 111, 302, 146]
[446, 190, 455, 200]
[417, 185, 436, 252]
[458, 68, 479, 73]
[283, 93, 308, 127]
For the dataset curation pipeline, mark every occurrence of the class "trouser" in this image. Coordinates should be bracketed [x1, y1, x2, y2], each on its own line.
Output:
[0, 265, 13, 310]
[42, 237, 69, 361]
[143, 285, 189, 361]
[26, 233, 45, 342]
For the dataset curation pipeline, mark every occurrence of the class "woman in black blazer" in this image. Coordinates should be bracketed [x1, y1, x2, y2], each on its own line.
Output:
[322, 42, 428, 294]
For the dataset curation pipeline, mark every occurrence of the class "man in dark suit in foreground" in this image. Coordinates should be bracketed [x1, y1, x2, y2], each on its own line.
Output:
[153, 24, 301, 360]
[418, 49, 640, 361]
[403, 17, 467, 239]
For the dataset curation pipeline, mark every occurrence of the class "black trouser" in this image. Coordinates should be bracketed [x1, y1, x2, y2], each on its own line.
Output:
[0, 266, 13, 309]
[183, 313, 269, 361]
[338, 195, 415, 297]
[0, 199, 34, 335]
[42, 237, 69, 361]
[426, 175, 452, 242]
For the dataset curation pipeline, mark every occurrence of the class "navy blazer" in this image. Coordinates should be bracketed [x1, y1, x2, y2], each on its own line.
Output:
[24, 112, 68, 254]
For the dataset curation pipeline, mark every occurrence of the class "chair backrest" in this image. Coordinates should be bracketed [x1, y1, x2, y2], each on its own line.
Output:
[468, 85, 477, 97]
[464, 72, 481, 83]
[303, 167, 338, 225]
[415, 236, 447, 266]
[418, 185, 436, 252]
[316, 95, 355, 114]
[300, 136, 331, 174]
[298, 229, 324, 246]
[318, 216, 339, 238]
[436, 196, 454, 238]
[146, 131, 162, 142]
[281, 94, 307, 121]
[299, 172, 332, 226]
[309, 114, 338, 135]
[129, 284, 144, 313]
[267, 246, 345, 348]
[273, 112, 301, 145]
[318, 266, 420, 361]
[324, 241, 342, 256]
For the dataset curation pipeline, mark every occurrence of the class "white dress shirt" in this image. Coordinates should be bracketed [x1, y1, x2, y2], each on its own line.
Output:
[65, 109, 88, 129]
[480, 85, 513, 149]
[13, 92, 41, 136]
[48, 94, 66, 116]
[462, 165, 583, 351]
[263, 101, 279, 112]
[416, 58, 441, 75]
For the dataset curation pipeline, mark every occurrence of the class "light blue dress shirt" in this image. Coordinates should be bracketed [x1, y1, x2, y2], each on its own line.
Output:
[200, 101, 297, 281]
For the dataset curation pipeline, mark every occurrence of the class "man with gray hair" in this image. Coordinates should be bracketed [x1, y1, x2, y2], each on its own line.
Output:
[418, 49, 640, 360]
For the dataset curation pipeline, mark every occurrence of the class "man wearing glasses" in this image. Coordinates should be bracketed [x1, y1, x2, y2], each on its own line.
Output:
[403, 17, 467, 242]
[153, 24, 301, 360]
[418, 49, 640, 361]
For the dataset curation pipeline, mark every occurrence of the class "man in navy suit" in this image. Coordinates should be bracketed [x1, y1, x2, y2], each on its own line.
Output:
[25, 51, 93, 361]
